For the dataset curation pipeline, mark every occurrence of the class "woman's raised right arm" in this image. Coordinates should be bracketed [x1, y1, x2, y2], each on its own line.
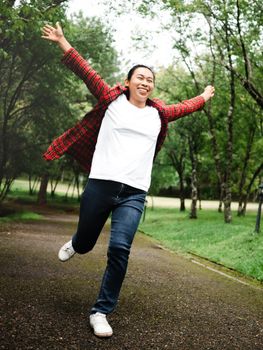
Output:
[41, 22, 110, 100]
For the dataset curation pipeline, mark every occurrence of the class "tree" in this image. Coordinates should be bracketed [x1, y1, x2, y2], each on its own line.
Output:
[153, 65, 208, 214]
[0, 0, 68, 203]
[0, 2, 120, 205]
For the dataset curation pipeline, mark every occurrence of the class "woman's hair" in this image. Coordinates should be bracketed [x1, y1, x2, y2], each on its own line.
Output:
[126, 64, 155, 82]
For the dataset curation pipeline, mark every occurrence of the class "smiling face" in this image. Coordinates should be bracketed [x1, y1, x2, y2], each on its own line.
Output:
[125, 67, 155, 108]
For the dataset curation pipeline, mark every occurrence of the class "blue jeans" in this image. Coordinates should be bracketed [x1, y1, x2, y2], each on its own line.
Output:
[71, 179, 146, 315]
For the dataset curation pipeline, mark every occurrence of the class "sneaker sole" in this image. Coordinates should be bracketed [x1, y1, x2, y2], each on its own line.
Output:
[90, 324, 113, 338]
[58, 252, 76, 262]
[58, 256, 74, 262]
[93, 330, 113, 338]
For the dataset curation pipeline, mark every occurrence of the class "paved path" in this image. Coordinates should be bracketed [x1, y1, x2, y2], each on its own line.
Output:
[0, 212, 262, 350]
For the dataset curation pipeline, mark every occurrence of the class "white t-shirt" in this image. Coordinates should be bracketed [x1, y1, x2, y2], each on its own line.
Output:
[89, 94, 161, 191]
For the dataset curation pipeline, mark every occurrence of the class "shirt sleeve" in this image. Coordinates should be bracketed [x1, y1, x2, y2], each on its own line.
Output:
[61, 47, 111, 101]
[162, 95, 205, 122]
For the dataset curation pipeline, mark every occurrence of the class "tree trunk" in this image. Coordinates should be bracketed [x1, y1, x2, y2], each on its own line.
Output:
[0, 113, 8, 189]
[28, 174, 39, 195]
[190, 168, 198, 219]
[223, 182, 232, 223]
[0, 177, 14, 203]
[179, 174, 185, 211]
[237, 125, 256, 216]
[37, 172, 49, 205]
[237, 198, 244, 217]
[28, 174, 33, 195]
[218, 182, 224, 213]
[167, 147, 186, 212]
[64, 178, 74, 202]
[189, 138, 198, 219]
[50, 174, 61, 198]
[205, 102, 224, 212]
[241, 163, 263, 215]
[223, 13, 235, 224]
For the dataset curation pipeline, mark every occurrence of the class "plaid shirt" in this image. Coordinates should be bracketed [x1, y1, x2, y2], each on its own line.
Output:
[43, 48, 205, 173]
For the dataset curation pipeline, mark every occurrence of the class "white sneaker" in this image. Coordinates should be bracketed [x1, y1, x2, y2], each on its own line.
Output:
[58, 240, 76, 262]
[89, 312, 113, 338]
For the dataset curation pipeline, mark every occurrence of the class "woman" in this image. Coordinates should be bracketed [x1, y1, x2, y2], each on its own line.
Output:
[41, 22, 215, 338]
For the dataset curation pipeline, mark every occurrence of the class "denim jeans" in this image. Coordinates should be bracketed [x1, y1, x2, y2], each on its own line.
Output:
[71, 179, 146, 315]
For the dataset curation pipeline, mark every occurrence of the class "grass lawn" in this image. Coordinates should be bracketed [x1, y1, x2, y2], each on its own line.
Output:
[139, 208, 263, 282]
[0, 211, 43, 223]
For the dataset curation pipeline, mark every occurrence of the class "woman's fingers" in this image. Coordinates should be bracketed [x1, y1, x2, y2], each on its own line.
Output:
[41, 22, 63, 39]
[201, 85, 215, 101]
[42, 27, 51, 34]
[44, 24, 55, 31]
[41, 35, 50, 40]
[41, 24, 59, 41]
[205, 85, 215, 96]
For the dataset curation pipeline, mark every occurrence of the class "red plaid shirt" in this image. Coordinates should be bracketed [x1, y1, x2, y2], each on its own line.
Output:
[43, 48, 205, 172]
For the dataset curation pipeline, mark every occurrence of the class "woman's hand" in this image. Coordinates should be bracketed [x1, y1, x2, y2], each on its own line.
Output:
[42, 22, 64, 42]
[200, 85, 215, 102]
[41, 22, 72, 52]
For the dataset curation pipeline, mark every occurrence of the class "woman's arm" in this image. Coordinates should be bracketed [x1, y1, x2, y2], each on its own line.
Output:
[41, 22, 110, 100]
[163, 85, 215, 122]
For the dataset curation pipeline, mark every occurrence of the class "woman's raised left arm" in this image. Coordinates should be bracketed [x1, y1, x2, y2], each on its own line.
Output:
[163, 85, 215, 122]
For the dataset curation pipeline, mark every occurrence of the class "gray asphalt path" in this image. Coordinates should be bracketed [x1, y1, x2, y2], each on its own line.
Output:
[0, 212, 262, 350]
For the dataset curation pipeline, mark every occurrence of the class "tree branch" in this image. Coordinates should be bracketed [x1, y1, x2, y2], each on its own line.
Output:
[236, 0, 252, 81]
[43, 0, 68, 12]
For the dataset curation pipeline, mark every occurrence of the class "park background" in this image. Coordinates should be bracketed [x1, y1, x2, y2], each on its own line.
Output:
[0, 0, 262, 283]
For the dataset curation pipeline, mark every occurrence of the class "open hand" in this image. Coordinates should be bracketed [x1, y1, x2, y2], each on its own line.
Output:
[41, 22, 64, 42]
[201, 85, 215, 102]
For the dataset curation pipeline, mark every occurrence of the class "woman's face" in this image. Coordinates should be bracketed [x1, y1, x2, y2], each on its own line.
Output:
[125, 67, 155, 108]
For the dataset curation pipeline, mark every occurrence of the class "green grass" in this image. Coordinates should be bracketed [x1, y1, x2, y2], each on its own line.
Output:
[139, 208, 263, 281]
[0, 211, 43, 223]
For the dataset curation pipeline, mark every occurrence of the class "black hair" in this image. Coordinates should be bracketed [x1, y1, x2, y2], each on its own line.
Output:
[126, 64, 155, 82]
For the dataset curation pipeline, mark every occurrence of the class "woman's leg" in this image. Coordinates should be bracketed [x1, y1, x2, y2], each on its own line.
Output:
[72, 179, 116, 254]
[91, 191, 146, 314]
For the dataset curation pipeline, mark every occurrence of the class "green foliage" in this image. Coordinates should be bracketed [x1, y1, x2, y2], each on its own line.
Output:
[134, 0, 263, 203]
[0, 0, 69, 199]
[67, 12, 119, 85]
[0, 1, 120, 203]
[65, 12, 120, 106]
